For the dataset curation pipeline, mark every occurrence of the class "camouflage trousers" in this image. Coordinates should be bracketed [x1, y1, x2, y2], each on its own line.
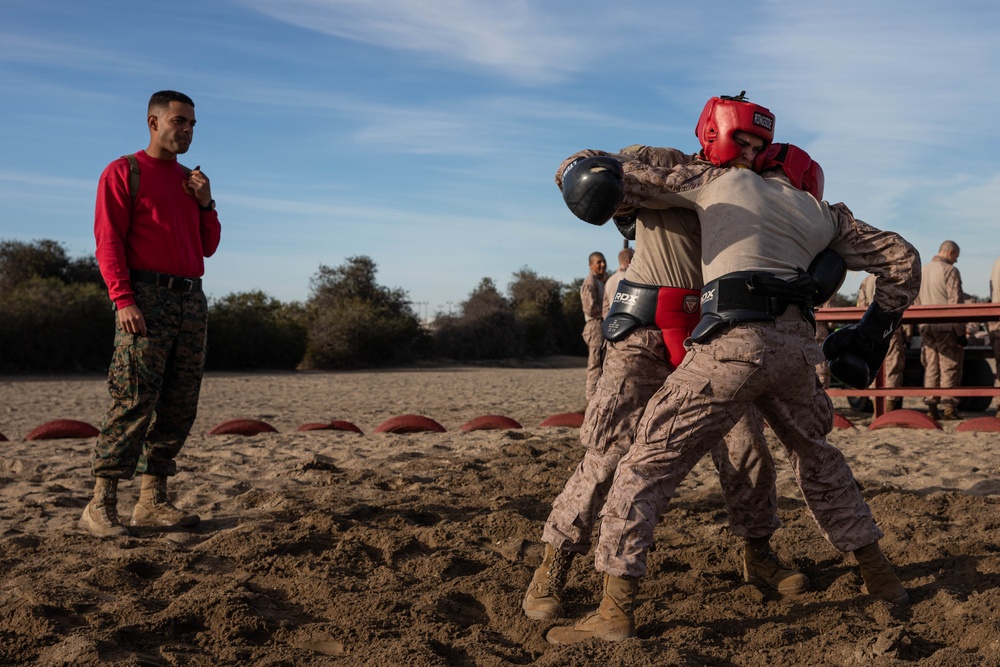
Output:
[92, 282, 208, 479]
[582, 319, 604, 402]
[596, 317, 884, 579]
[542, 326, 780, 555]
[880, 328, 907, 400]
[919, 324, 964, 408]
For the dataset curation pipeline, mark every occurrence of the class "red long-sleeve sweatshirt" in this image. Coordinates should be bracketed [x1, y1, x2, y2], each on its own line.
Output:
[94, 150, 221, 309]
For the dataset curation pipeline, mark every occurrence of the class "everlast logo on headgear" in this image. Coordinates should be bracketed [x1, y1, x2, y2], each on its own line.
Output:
[696, 91, 776, 167]
[753, 112, 773, 131]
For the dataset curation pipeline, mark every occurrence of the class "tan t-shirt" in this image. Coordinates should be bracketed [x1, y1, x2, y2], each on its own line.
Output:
[918, 255, 963, 306]
[603, 268, 626, 316]
[617, 160, 921, 313]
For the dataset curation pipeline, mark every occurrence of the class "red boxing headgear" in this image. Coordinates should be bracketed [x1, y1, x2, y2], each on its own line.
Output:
[695, 91, 775, 166]
[756, 143, 825, 201]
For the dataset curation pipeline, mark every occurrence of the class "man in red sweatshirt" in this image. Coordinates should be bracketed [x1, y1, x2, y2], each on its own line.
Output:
[82, 90, 220, 537]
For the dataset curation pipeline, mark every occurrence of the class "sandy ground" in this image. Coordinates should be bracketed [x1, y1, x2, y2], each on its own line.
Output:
[1, 359, 1000, 666]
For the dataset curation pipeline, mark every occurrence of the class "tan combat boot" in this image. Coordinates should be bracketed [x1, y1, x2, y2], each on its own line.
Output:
[523, 543, 576, 620]
[79, 477, 129, 537]
[743, 536, 810, 595]
[854, 541, 910, 605]
[941, 405, 960, 420]
[927, 405, 941, 420]
[130, 475, 200, 528]
[546, 573, 638, 644]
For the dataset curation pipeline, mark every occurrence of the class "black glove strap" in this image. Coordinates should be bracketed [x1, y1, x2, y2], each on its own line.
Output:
[858, 302, 904, 346]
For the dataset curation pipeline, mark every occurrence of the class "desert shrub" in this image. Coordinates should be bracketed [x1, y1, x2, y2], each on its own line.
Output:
[558, 278, 588, 355]
[0, 239, 103, 292]
[433, 310, 525, 360]
[825, 291, 855, 308]
[302, 256, 427, 369]
[461, 277, 510, 319]
[0, 277, 114, 372]
[508, 268, 570, 356]
[206, 291, 307, 370]
[432, 278, 525, 360]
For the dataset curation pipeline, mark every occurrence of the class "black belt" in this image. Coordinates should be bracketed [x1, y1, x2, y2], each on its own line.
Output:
[691, 271, 814, 343]
[130, 270, 202, 293]
[700, 271, 816, 319]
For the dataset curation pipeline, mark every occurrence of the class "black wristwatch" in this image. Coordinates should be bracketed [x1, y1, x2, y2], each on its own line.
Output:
[199, 199, 216, 212]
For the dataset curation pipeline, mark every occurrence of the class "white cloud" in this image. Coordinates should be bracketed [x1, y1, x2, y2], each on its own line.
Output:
[233, 0, 593, 84]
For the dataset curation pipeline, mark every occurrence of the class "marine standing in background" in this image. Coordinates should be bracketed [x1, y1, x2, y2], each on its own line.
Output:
[917, 240, 965, 420]
[82, 90, 220, 537]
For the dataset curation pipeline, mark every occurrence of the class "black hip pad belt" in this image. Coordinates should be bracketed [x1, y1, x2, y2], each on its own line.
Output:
[603, 279, 659, 342]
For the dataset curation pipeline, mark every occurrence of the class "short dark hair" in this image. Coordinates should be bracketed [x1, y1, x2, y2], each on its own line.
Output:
[148, 90, 194, 114]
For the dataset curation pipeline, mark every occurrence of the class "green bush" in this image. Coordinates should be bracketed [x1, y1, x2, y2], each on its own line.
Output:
[0, 277, 114, 372]
[433, 310, 525, 360]
[207, 291, 307, 370]
[302, 257, 427, 369]
[0, 239, 103, 292]
[559, 280, 588, 355]
[508, 268, 569, 356]
[430, 277, 525, 360]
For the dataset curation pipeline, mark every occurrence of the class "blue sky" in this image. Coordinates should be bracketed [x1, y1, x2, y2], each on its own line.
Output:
[3, 1, 1000, 318]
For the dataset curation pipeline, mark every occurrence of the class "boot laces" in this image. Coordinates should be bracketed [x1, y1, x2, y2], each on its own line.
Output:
[544, 550, 574, 595]
[94, 494, 123, 525]
[149, 479, 185, 512]
[748, 546, 788, 577]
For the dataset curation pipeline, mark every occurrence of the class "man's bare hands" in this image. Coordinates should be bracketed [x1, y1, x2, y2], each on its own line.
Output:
[117, 304, 147, 336]
[183, 165, 213, 208]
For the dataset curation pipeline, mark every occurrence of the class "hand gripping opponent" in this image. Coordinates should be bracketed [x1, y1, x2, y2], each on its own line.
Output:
[822, 302, 903, 389]
[613, 213, 636, 240]
[561, 156, 625, 225]
[808, 248, 847, 306]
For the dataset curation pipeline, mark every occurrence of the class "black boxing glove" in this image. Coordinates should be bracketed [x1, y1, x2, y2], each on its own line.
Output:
[561, 156, 625, 225]
[613, 213, 636, 240]
[808, 249, 847, 306]
[822, 302, 904, 389]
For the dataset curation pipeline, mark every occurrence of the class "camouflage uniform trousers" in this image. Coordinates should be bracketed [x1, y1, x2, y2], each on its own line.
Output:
[582, 319, 604, 403]
[880, 328, 907, 402]
[542, 325, 780, 556]
[919, 324, 964, 408]
[595, 317, 884, 579]
[92, 281, 208, 479]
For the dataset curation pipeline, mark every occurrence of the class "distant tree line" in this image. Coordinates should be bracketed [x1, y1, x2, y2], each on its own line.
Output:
[0, 239, 590, 373]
